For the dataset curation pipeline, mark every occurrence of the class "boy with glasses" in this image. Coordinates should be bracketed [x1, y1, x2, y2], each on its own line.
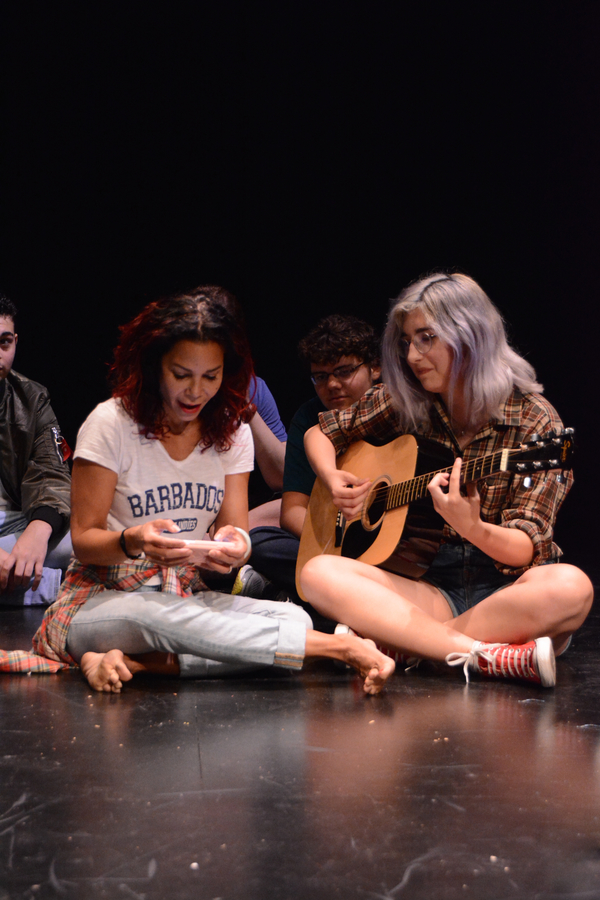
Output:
[234, 314, 380, 629]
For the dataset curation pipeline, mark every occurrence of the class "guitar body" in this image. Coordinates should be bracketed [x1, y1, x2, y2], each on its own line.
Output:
[296, 434, 452, 599]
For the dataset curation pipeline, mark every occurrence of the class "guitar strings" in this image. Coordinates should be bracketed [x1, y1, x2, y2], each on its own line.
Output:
[370, 448, 514, 511]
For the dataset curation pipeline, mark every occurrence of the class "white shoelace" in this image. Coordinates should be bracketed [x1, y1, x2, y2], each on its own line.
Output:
[445, 642, 500, 683]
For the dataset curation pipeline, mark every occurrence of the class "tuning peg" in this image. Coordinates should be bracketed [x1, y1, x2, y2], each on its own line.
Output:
[523, 476, 532, 488]
[557, 472, 565, 484]
[530, 433, 540, 442]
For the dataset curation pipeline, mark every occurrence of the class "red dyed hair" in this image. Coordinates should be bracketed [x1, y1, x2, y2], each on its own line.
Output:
[110, 286, 255, 451]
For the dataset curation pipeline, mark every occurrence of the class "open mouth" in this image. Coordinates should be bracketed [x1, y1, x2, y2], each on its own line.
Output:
[179, 402, 202, 413]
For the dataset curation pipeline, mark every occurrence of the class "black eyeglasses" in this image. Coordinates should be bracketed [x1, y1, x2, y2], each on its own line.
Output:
[399, 332, 437, 358]
[310, 362, 366, 386]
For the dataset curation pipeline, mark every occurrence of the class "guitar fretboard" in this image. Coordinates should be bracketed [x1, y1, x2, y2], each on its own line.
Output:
[382, 447, 511, 510]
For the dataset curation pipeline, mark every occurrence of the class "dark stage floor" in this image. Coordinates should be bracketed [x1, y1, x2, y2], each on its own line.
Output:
[1, 578, 600, 900]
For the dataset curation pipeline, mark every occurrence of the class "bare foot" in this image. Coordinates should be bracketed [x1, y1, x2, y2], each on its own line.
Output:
[305, 630, 396, 694]
[80, 650, 134, 693]
[337, 634, 396, 695]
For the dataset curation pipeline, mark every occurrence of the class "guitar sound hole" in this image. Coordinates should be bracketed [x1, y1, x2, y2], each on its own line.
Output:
[364, 479, 389, 530]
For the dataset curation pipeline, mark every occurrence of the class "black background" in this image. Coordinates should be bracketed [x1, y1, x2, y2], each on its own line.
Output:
[1, 2, 598, 567]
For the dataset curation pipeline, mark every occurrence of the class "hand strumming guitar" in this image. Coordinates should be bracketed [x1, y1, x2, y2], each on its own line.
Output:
[326, 468, 372, 521]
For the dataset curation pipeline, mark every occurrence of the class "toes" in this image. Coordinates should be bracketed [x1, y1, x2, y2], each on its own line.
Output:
[362, 654, 395, 694]
[105, 651, 134, 683]
[102, 675, 122, 693]
[363, 668, 383, 695]
[104, 668, 124, 692]
[115, 662, 133, 683]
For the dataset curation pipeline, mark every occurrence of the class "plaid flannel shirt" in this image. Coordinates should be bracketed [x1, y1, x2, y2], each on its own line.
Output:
[319, 384, 572, 576]
[0, 558, 207, 674]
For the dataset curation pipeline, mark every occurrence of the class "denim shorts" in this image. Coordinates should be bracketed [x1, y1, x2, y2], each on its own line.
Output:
[421, 542, 519, 618]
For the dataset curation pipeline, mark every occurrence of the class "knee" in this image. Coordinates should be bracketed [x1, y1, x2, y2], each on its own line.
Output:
[566, 564, 594, 618]
[546, 564, 594, 625]
[285, 603, 313, 630]
[299, 556, 333, 600]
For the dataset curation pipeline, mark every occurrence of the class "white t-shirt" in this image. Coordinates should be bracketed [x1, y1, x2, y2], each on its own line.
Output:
[74, 398, 254, 538]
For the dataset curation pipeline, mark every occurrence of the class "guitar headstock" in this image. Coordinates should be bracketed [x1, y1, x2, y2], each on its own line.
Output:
[509, 428, 575, 477]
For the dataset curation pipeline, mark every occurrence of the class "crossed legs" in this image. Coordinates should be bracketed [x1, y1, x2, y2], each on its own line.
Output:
[300, 555, 594, 663]
[69, 588, 395, 695]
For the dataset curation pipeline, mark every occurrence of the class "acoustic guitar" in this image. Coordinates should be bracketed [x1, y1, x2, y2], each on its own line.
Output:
[295, 429, 574, 599]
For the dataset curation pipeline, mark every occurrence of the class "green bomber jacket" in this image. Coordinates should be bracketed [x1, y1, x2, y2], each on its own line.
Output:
[0, 370, 71, 538]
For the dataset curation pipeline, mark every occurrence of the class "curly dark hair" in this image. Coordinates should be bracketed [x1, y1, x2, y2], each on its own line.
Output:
[298, 314, 380, 367]
[0, 293, 17, 322]
[110, 285, 255, 452]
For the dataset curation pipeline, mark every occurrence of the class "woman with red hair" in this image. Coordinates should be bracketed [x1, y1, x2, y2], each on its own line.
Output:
[10, 286, 394, 694]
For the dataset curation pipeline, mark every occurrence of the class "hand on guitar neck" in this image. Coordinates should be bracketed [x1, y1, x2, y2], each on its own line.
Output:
[427, 457, 482, 543]
[428, 456, 534, 567]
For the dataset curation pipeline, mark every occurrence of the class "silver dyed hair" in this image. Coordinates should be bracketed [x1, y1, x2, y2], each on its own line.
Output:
[382, 273, 543, 431]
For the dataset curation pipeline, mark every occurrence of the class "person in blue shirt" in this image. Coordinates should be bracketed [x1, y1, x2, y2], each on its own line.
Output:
[246, 375, 287, 529]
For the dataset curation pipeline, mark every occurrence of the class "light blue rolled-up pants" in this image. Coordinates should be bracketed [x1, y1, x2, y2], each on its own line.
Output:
[66, 589, 312, 677]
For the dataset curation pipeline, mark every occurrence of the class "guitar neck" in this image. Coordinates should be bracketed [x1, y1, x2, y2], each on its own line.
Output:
[385, 448, 512, 510]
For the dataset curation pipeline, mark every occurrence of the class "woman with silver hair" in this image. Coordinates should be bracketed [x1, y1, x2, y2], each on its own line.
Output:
[300, 272, 593, 687]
